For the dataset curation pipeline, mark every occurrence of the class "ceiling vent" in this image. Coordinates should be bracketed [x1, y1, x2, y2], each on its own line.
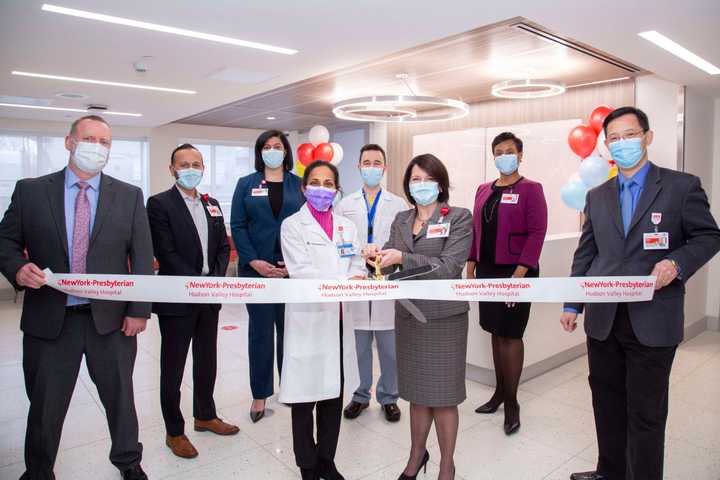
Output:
[86, 104, 108, 112]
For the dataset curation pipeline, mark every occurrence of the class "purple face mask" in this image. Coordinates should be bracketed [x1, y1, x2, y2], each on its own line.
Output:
[304, 186, 336, 212]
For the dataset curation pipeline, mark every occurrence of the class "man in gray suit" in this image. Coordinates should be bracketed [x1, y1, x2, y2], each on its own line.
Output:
[560, 107, 720, 480]
[0, 115, 153, 480]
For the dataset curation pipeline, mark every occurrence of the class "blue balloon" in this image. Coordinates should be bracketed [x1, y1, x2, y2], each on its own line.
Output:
[579, 155, 610, 188]
[561, 177, 588, 211]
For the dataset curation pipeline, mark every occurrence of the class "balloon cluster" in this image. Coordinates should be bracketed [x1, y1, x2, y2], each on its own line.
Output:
[295, 125, 344, 177]
[561, 105, 618, 211]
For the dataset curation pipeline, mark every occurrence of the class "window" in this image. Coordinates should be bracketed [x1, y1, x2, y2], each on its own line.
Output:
[179, 140, 254, 214]
[0, 131, 149, 214]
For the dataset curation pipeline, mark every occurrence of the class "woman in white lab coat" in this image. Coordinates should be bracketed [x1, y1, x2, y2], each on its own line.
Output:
[280, 160, 366, 480]
[334, 144, 408, 422]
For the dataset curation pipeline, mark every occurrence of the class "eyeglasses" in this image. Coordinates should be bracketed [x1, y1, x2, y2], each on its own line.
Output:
[606, 129, 645, 143]
[262, 144, 284, 151]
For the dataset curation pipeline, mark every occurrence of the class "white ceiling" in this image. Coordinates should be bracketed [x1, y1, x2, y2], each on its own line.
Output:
[0, 0, 718, 128]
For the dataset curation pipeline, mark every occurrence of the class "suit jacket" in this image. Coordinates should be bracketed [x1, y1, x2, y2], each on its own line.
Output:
[565, 162, 720, 347]
[147, 187, 230, 316]
[0, 169, 154, 340]
[383, 204, 473, 320]
[230, 171, 304, 276]
[469, 177, 548, 268]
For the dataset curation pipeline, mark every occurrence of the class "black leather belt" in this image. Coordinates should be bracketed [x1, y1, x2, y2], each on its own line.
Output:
[66, 303, 91, 312]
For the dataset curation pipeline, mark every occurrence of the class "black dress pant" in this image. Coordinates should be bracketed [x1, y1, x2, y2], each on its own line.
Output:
[587, 304, 677, 480]
[158, 305, 219, 437]
[290, 315, 344, 470]
[22, 308, 142, 480]
[290, 394, 344, 469]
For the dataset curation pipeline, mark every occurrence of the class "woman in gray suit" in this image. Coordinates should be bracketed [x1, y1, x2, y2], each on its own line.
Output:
[374, 154, 472, 480]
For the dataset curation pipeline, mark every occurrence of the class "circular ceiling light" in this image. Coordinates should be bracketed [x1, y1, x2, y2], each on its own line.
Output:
[333, 95, 469, 123]
[491, 79, 566, 99]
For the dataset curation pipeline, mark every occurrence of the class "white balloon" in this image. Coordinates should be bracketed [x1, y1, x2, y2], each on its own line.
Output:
[595, 130, 612, 161]
[309, 125, 330, 147]
[330, 142, 344, 166]
[579, 155, 610, 188]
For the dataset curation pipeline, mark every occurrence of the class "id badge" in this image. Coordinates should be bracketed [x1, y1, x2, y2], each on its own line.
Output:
[644, 232, 669, 250]
[251, 188, 268, 197]
[206, 205, 223, 217]
[500, 193, 519, 204]
[337, 242, 356, 258]
[426, 222, 451, 239]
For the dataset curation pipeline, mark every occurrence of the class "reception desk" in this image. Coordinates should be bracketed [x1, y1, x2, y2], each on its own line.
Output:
[466, 232, 587, 385]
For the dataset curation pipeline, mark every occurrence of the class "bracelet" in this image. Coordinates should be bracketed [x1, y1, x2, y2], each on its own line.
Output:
[667, 259, 680, 275]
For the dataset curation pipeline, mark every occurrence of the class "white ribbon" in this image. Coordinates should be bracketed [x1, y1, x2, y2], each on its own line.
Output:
[43, 269, 656, 304]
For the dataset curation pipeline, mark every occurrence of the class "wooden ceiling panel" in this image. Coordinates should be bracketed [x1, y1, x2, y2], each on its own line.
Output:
[178, 19, 643, 131]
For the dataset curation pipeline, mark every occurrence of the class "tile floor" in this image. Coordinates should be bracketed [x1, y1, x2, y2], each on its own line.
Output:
[0, 301, 718, 479]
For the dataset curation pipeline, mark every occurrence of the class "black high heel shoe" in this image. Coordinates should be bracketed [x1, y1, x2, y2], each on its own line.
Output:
[503, 403, 521, 436]
[397, 450, 430, 480]
[474, 399, 502, 414]
[250, 399, 266, 423]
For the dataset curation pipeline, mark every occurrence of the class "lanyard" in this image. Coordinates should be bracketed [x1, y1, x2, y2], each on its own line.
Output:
[362, 189, 381, 243]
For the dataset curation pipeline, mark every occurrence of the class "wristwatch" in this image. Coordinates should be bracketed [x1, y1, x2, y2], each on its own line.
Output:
[667, 258, 682, 280]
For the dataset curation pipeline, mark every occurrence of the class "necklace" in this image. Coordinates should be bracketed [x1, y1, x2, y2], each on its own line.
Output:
[415, 214, 432, 226]
[483, 197, 499, 223]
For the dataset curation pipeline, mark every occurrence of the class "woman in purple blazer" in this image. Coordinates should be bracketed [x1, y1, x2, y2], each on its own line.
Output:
[466, 132, 548, 436]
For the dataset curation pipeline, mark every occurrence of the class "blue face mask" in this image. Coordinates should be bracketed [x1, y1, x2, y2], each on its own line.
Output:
[409, 181, 439, 206]
[495, 154, 519, 175]
[175, 168, 203, 190]
[360, 167, 384, 187]
[609, 138, 644, 169]
[262, 149, 285, 169]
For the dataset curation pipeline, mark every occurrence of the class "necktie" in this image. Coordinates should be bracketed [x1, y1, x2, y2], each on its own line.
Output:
[621, 180, 636, 237]
[71, 182, 90, 273]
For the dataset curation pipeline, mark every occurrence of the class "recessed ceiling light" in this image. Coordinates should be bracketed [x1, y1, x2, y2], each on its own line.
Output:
[0, 102, 142, 117]
[41, 4, 298, 55]
[638, 31, 720, 75]
[567, 77, 631, 89]
[266, 116, 276, 120]
[12, 71, 196, 94]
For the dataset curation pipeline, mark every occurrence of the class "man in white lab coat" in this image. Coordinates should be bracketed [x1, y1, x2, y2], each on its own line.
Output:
[335, 144, 408, 422]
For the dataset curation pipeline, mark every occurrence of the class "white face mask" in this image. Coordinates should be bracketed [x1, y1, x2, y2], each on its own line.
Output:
[72, 141, 109, 175]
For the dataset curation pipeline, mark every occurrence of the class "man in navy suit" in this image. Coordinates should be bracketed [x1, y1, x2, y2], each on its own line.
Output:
[147, 144, 239, 459]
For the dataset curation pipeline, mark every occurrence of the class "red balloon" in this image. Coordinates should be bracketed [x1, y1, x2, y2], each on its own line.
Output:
[568, 125, 598, 159]
[589, 105, 613, 134]
[297, 143, 315, 166]
[312, 143, 334, 162]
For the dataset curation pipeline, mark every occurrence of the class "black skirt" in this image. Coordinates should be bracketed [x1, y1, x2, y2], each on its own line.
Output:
[475, 261, 539, 339]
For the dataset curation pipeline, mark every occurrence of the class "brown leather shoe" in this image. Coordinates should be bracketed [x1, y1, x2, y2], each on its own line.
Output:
[194, 418, 240, 436]
[165, 434, 198, 459]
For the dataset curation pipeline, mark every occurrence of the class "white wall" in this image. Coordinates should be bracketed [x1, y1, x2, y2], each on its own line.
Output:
[680, 88, 716, 325]
[635, 75, 683, 171]
[709, 99, 720, 326]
